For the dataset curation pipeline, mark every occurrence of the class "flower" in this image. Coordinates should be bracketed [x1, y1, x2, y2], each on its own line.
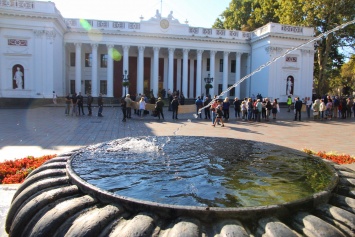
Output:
[303, 149, 355, 165]
[0, 155, 56, 184]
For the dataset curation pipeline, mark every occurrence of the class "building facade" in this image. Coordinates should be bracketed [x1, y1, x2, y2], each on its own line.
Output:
[0, 0, 314, 102]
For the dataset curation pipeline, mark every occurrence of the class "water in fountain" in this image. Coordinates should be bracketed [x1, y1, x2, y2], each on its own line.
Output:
[71, 136, 335, 208]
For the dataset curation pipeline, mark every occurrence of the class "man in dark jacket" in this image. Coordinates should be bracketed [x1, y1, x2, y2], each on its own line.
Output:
[98, 93, 103, 117]
[171, 96, 179, 119]
[155, 97, 165, 120]
[87, 92, 93, 116]
[294, 97, 303, 121]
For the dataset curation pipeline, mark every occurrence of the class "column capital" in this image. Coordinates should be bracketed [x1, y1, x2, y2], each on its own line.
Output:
[168, 48, 175, 53]
[122, 45, 130, 51]
[138, 46, 145, 52]
[210, 50, 217, 56]
[74, 42, 82, 48]
[106, 44, 114, 49]
[224, 51, 230, 56]
[183, 48, 190, 54]
[197, 49, 204, 56]
[91, 43, 98, 49]
[153, 47, 160, 53]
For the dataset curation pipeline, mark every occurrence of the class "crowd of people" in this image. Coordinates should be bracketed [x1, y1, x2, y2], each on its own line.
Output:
[63, 91, 355, 125]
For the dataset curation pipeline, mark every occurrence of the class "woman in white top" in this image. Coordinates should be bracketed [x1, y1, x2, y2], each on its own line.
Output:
[139, 97, 146, 117]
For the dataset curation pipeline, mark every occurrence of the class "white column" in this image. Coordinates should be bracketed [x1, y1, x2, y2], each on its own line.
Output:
[196, 50, 203, 98]
[182, 48, 189, 97]
[163, 57, 168, 92]
[189, 58, 194, 98]
[223, 51, 230, 96]
[106, 44, 114, 97]
[137, 46, 145, 95]
[246, 53, 251, 97]
[235, 52, 242, 98]
[74, 43, 82, 94]
[122, 45, 130, 96]
[153, 47, 160, 97]
[210, 50, 216, 97]
[168, 48, 175, 93]
[91, 43, 98, 96]
[176, 58, 182, 92]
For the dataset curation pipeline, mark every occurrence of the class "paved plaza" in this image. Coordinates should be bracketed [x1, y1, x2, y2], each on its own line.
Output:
[0, 104, 354, 236]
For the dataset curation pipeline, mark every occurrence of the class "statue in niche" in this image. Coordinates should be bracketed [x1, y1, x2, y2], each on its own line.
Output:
[286, 76, 294, 95]
[13, 65, 24, 89]
[155, 9, 161, 19]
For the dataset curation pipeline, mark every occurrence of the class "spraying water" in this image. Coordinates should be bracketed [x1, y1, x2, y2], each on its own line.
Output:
[197, 19, 355, 115]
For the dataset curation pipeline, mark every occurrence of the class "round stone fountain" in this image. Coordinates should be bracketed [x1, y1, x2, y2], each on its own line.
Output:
[5, 136, 355, 236]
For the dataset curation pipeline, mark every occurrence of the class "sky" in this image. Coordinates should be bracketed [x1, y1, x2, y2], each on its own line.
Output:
[49, 0, 231, 28]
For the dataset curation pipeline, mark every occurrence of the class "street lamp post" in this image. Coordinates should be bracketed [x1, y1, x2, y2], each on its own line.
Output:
[204, 74, 213, 96]
[122, 70, 129, 96]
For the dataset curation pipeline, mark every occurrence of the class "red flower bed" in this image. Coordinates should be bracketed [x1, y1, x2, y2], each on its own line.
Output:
[303, 149, 355, 165]
[0, 155, 56, 184]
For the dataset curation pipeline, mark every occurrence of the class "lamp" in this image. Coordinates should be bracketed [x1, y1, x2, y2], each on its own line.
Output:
[122, 70, 129, 96]
[204, 73, 213, 96]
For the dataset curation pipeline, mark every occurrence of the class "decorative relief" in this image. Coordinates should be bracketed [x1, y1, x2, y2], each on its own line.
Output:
[112, 22, 125, 29]
[281, 25, 303, 33]
[8, 39, 27, 46]
[33, 30, 45, 38]
[265, 46, 283, 54]
[189, 27, 199, 34]
[203, 29, 212, 35]
[216, 30, 225, 36]
[242, 32, 251, 38]
[0, 0, 34, 9]
[229, 31, 239, 37]
[285, 56, 297, 62]
[97, 21, 108, 28]
[65, 19, 77, 27]
[45, 30, 56, 40]
[128, 23, 140, 29]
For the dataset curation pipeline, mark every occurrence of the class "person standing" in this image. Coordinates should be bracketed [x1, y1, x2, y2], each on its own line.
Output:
[98, 93, 103, 117]
[87, 92, 93, 116]
[125, 94, 132, 118]
[155, 97, 165, 120]
[65, 93, 71, 115]
[71, 92, 78, 116]
[203, 96, 211, 120]
[212, 101, 225, 127]
[138, 96, 146, 117]
[195, 96, 203, 118]
[332, 96, 339, 118]
[306, 97, 312, 118]
[287, 95, 292, 112]
[77, 92, 85, 115]
[222, 97, 230, 121]
[294, 97, 303, 121]
[210, 97, 219, 124]
[233, 97, 241, 119]
[272, 99, 279, 119]
[52, 91, 57, 104]
[171, 96, 179, 119]
[121, 96, 127, 122]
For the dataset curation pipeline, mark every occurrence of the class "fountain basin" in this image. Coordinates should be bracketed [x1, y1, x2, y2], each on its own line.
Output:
[6, 136, 355, 236]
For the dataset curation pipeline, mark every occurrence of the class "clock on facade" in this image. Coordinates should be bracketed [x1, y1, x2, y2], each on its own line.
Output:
[160, 19, 169, 29]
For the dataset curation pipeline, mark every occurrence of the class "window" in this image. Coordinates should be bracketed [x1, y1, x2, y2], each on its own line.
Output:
[219, 59, 223, 72]
[218, 84, 223, 95]
[100, 54, 108, 68]
[85, 80, 92, 94]
[70, 53, 75, 67]
[70, 80, 75, 94]
[228, 84, 235, 96]
[100, 80, 107, 95]
[85, 53, 92, 67]
[231, 60, 236, 73]
[206, 58, 210, 71]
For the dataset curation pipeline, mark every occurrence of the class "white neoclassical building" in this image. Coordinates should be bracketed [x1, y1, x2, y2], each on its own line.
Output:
[0, 0, 314, 102]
